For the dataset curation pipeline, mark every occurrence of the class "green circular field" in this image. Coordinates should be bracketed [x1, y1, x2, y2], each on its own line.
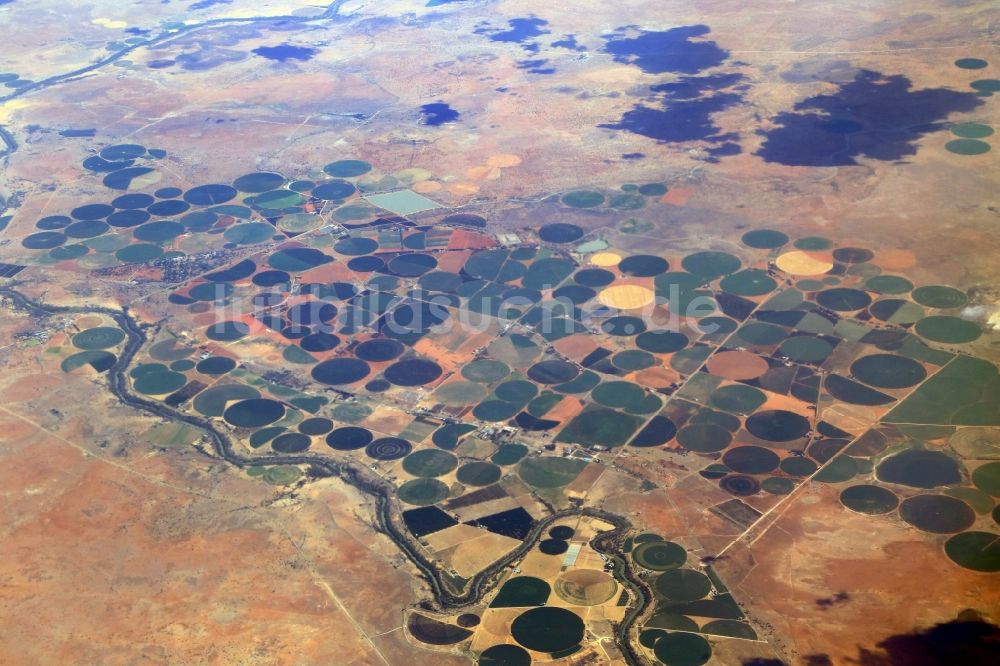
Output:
[561, 190, 604, 208]
[205, 321, 250, 342]
[780, 457, 818, 477]
[914, 316, 981, 344]
[402, 449, 458, 477]
[865, 275, 913, 294]
[233, 171, 285, 192]
[133, 370, 187, 395]
[196, 356, 237, 375]
[839, 484, 899, 514]
[708, 384, 767, 415]
[431, 423, 476, 450]
[636, 330, 688, 353]
[702, 620, 757, 640]
[419, 271, 463, 292]
[510, 607, 584, 652]
[972, 462, 1000, 496]
[462, 359, 510, 383]
[619, 254, 669, 277]
[955, 58, 989, 69]
[324, 159, 372, 177]
[491, 443, 529, 466]
[224, 222, 274, 245]
[639, 182, 668, 196]
[271, 433, 311, 453]
[681, 251, 741, 278]
[478, 644, 531, 666]
[945, 487, 994, 514]
[495, 380, 538, 403]
[875, 448, 962, 488]
[869, 299, 924, 325]
[434, 381, 488, 406]
[116, 243, 163, 263]
[653, 631, 712, 666]
[72, 327, 125, 350]
[609, 193, 645, 210]
[61, 350, 116, 373]
[813, 456, 859, 484]
[676, 423, 732, 453]
[397, 478, 450, 506]
[277, 213, 323, 233]
[944, 531, 1000, 572]
[491, 576, 551, 608]
[720, 269, 777, 297]
[815, 287, 871, 311]
[899, 494, 976, 533]
[794, 236, 832, 250]
[259, 466, 302, 485]
[951, 123, 994, 139]
[591, 381, 661, 414]
[192, 384, 259, 416]
[613, 349, 657, 371]
[723, 446, 780, 474]
[456, 461, 502, 486]
[945, 139, 991, 155]
[640, 629, 668, 649]
[779, 335, 834, 363]
[134, 220, 184, 242]
[736, 322, 787, 346]
[654, 569, 711, 601]
[223, 398, 284, 428]
[518, 456, 587, 488]
[911, 285, 968, 308]
[633, 541, 686, 571]
[472, 399, 521, 421]
[742, 229, 789, 249]
[850, 354, 927, 389]
[538, 222, 585, 243]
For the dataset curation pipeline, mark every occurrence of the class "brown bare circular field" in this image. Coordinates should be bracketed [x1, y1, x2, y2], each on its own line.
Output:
[706, 350, 770, 380]
[553, 569, 618, 606]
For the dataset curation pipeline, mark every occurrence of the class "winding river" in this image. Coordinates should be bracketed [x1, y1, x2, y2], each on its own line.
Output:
[0, 1, 655, 660]
[0, 285, 653, 663]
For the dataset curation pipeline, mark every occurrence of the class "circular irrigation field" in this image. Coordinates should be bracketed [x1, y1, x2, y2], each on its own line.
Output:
[633, 540, 687, 570]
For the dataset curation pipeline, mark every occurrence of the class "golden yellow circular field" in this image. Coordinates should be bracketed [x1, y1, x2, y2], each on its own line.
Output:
[590, 251, 622, 267]
[775, 250, 833, 275]
[599, 284, 655, 309]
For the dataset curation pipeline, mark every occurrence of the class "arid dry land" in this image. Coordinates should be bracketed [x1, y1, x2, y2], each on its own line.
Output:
[1, 1, 998, 665]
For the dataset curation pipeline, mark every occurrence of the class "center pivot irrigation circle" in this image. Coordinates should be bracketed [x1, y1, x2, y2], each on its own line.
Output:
[365, 437, 413, 461]
[384, 359, 443, 386]
[510, 607, 584, 652]
[599, 284, 655, 309]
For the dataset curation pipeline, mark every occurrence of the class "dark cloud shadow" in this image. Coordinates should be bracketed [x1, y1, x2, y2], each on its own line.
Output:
[742, 618, 1000, 666]
[600, 72, 747, 159]
[475, 17, 550, 54]
[603, 25, 729, 75]
[420, 102, 459, 126]
[757, 70, 984, 166]
[599, 26, 746, 159]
